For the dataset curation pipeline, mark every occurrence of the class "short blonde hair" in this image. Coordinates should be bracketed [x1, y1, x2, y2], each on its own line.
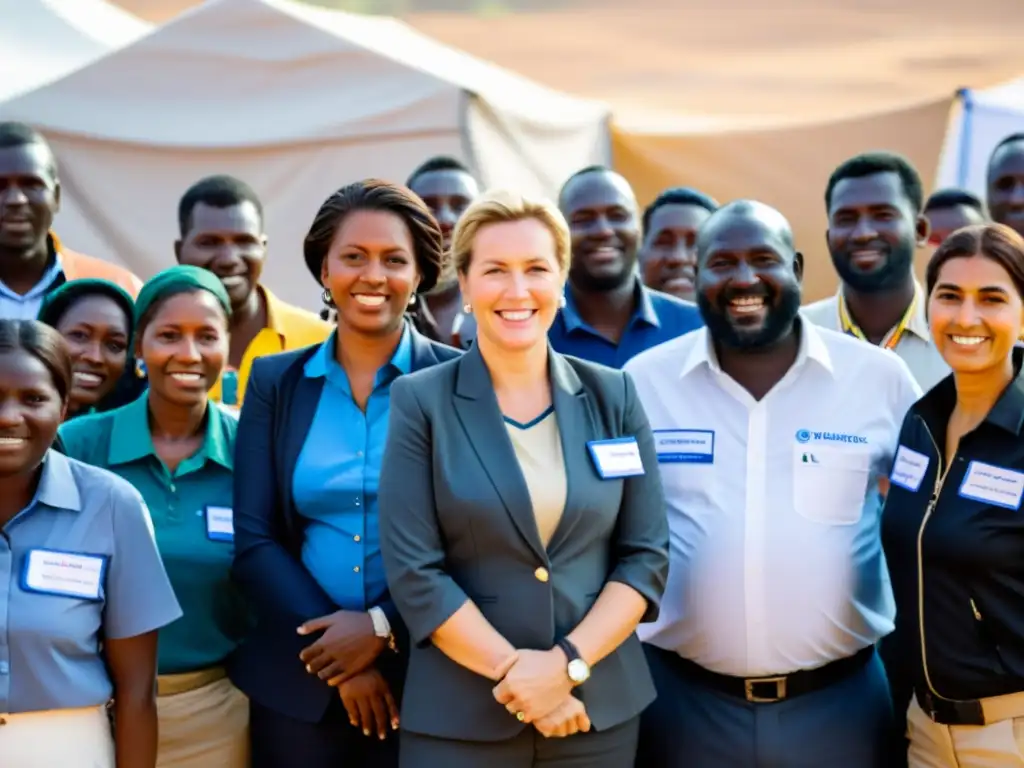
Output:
[451, 189, 571, 275]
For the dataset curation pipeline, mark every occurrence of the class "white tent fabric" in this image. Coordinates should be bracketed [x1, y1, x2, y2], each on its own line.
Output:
[0, 0, 610, 311]
[0, 0, 151, 102]
[935, 82, 1024, 195]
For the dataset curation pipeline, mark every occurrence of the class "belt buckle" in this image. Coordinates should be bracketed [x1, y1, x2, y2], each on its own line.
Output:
[744, 675, 788, 703]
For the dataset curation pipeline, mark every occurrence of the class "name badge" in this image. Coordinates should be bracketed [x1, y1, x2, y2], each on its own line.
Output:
[205, 506, 235, 542]
[890, 445, 930, 492]
[959, 461, 1024, 510]
[22, 549, 106, 601]
[653, 429, 714, 464]
[587, 438, 645, 479]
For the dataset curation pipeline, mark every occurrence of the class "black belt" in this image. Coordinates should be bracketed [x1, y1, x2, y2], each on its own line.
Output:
[671, 646, 875, 704]
[916, 689, 986, 726]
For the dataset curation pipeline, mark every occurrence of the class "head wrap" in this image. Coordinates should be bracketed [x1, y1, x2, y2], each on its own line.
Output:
[38, 279, 136, 342]
[133, 265, 232, 330]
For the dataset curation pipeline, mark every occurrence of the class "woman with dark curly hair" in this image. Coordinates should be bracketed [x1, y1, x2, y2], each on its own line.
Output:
[229, 179, 461, 768]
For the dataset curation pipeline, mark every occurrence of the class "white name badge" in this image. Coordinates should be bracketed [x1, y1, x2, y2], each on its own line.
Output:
[587, 438, 645, 479]
[205, 506, 235, 542]
[22, 549, 105, 601]
[890, 445, 930, 492]
[653, 429, 714, 464]
[959, 461, 1024, 510]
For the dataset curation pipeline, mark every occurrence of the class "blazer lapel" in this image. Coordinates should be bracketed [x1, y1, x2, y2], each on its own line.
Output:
[281, 373, 324, 539]
[452, 346, 546, 561]
[545, 351, 592, 554]
[408, 325, 440, 372]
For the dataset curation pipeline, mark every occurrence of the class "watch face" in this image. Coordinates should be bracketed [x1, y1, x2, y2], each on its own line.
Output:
[568, 658, 590, 683]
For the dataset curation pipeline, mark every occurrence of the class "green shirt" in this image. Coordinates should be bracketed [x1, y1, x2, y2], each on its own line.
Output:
[59, 394, 249, 674]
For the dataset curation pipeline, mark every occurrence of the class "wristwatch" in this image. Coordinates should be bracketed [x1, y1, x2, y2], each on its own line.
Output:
[368, 607, 397, 653]
[556, 637, 591, 685]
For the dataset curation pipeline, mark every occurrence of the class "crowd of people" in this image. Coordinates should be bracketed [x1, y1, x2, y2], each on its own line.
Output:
[2, 115, 1024, 768]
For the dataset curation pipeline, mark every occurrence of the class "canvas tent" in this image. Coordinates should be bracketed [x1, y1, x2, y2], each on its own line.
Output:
[935, 82, 1024, 196]
[0, 0, 150, 102]
[2, 0, 610, 311]
[612, 96, 956, 303]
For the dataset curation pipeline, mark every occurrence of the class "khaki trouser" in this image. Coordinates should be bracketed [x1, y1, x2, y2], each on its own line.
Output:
[909, 692, 1024, 767]
[157, 668, 250, 768]
[0, 704, 114, 768]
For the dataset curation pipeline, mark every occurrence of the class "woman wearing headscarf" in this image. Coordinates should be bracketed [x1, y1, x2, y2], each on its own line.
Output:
[0, 318, 180, 768]
[59, 265, 251, 768]
[37, 278, 143, 418]
[230, 179, 460, 768]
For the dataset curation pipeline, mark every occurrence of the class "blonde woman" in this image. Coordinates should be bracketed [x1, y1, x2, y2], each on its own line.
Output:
[379, 190, 669, 767]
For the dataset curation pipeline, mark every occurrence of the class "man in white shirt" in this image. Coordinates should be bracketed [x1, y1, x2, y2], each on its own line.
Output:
[802, 152, 949, 392]
[626, 201, 921, 767]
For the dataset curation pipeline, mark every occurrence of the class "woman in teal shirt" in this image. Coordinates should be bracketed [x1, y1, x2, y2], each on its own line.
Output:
[60, 265, 250, 768]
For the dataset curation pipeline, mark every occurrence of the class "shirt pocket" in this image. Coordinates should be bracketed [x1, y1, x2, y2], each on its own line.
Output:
[793, 445, 872, 525]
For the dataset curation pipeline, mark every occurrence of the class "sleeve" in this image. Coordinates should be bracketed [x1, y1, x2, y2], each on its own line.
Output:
[231, 360, 337, 624]
[378, 377, 471, 647]
[607, 370, 670, 623]
[104, 483, 182, 639]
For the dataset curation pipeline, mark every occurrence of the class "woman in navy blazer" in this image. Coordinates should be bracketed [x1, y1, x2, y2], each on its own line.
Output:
[230, 180, 460, 768]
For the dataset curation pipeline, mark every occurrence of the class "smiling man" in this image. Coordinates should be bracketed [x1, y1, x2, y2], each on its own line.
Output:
[549, 166, 703, 368]
[174, 175, 329, 409]
[0, 122, 141, 321]
[626, 200, 920, 768]
[803, 152, 949, 391]
[638, 187, 719, 301]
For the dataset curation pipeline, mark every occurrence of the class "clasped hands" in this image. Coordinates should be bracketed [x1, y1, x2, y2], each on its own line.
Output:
[492, 649, 592, 739]
[298, 610, 398, 740]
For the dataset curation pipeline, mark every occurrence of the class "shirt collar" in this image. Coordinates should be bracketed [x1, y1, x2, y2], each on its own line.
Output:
[561, 279, 660, 333]
[304, 324, 413, 382]
[107, 394, 233, 470]
[34, 450, 82, 512]
[836, 280, 930, 342]
[261, 285, 287, 338]
[918, 346, 1024, 437]
[680, 318, 834, 380]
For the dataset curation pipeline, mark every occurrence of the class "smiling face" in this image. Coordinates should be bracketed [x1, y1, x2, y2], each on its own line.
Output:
[459, 217, 564, 355]
[561, 171, 639, 292]
[54, 295, 130, 410]
[639, 203, 712, 300]
[827, 171, 925, 293]
[137, 290, 229, 408]
[929, 254, 1024, 374]
[0, 348, 64, 477]
[696, 209, 803, 350]
[175, 201, 266, 312]
[321, 209, 421, 338]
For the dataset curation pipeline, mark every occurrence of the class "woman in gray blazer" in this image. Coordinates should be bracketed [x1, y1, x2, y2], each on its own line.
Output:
[378, 190, 669, 767]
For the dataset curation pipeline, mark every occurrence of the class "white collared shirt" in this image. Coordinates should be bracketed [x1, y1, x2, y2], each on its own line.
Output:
[802, 283, 950, 393]
[624, 323, 921, 677]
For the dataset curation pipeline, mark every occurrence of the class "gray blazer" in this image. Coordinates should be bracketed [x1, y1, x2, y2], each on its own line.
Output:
[378, 345, 669, 742]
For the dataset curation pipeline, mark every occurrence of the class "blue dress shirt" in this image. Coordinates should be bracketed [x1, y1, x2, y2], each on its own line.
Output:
[548, 280, 703, 368]
[292, 328, 412, 611]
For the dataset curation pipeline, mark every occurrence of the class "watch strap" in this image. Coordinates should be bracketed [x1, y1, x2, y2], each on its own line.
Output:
[556, 636, 581, 663]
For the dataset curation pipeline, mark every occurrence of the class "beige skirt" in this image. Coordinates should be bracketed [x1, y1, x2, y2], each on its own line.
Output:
[157, 668, 250, 768]
[0, 704, 114, 768]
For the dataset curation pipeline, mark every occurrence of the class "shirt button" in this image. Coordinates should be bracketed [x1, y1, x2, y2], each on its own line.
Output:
[169, 484, 176, 493]
[356, 451, 363, 458]
[534, 567, 549, 583]
[355, 499, 361, 507]
[0, 661, 10, 675]
[354, 535, 361, 542]
[353, 566, 360, 573]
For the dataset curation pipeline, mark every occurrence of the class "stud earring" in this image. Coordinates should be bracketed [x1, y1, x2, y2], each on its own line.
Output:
[463, 303, 472, 314]
[321, 288, 335, 307]
[135, 359, 148, 379]
[408, 294, 417, 307]
[558, 295, 567, 309]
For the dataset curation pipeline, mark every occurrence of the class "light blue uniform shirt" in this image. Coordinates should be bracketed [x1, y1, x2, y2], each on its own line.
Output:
[293, 328, 412, 611]
[1, 451, 181, 713]
[0, 257, 62, 320]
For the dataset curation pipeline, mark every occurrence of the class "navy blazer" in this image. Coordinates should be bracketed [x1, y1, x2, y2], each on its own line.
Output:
[229, 327, 461, 723]
[379, 345, 669, 741]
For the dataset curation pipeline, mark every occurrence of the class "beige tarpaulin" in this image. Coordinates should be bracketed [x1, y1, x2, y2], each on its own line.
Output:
[613, 98, 956, 302]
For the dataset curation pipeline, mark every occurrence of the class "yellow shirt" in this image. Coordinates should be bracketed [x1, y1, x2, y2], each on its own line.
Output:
[210, 286, 331, 408]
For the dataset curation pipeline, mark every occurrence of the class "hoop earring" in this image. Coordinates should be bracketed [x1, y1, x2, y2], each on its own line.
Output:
[463, 303, 472, 314]
[135, 359, 148, 379]
[321, 288, 335, 307]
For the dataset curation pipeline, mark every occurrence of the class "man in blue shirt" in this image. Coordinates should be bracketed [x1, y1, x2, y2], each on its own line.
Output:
[549, 166, 703, 368]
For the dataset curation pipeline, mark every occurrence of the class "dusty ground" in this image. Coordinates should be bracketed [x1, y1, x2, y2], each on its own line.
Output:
[116, 0, 1024, 123]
